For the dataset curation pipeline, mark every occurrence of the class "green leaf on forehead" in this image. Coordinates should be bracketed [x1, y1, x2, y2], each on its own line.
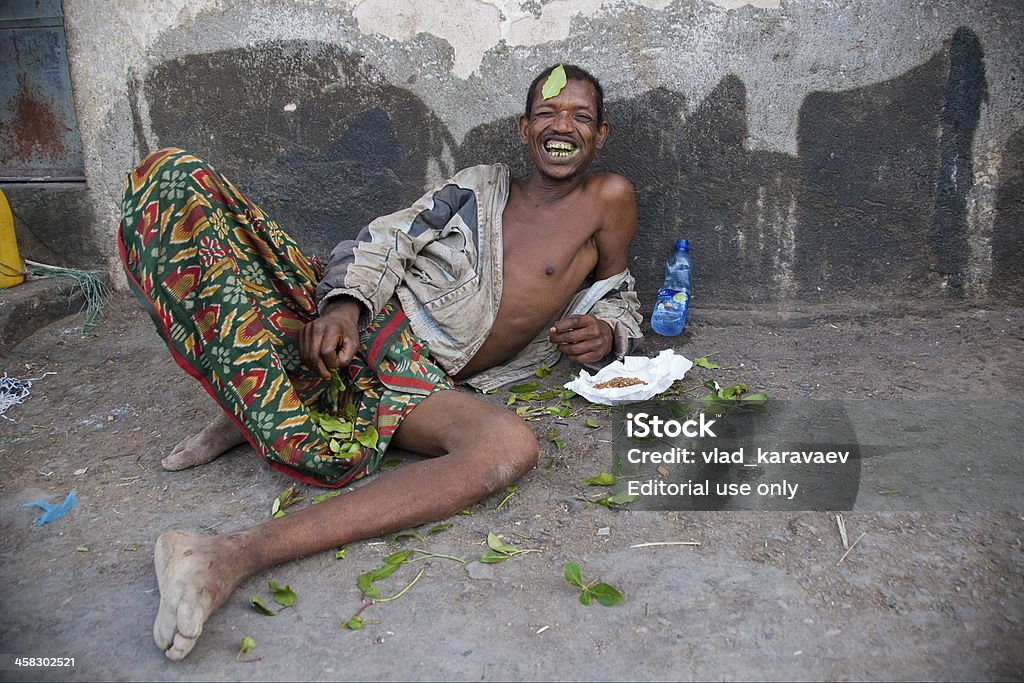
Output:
[542, 64, 568, 99]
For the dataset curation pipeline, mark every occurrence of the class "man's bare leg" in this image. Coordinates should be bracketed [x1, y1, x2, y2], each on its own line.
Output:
[152, 390, 537, 660]
[161, 410, 247, 471]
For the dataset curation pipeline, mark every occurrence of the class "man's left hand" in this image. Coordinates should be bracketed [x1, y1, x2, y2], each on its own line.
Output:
[548, 315, 613, 365]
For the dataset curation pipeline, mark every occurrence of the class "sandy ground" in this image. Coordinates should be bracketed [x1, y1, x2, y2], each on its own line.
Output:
[0, 292, 1022, 681]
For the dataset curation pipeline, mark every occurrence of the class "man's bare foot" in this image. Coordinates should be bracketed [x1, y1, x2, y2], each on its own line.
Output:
[153, 530, 246, 660]
[162, 411, 246, 471]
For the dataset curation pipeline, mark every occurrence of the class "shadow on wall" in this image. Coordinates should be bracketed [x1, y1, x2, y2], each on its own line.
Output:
[146, 42, 457, 258]
[461, 27, 994, 305]
[145, 29, 1016, 305]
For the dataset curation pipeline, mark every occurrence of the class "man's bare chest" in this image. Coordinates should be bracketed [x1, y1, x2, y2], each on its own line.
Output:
[501, 202, 600, 282]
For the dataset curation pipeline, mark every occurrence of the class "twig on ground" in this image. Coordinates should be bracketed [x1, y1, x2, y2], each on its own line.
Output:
[835, 513, 849, 550]
[375, 568, 426, 603]
[630, 541, 702, 548]
[836, 532, 867, 566]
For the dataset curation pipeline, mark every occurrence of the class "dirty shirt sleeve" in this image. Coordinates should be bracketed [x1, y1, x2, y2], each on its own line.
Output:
[585, 269, 644, 369]
[314, 179, 475, 324]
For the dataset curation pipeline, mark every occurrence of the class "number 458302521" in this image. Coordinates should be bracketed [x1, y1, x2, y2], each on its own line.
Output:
[13, 657, 75, 668]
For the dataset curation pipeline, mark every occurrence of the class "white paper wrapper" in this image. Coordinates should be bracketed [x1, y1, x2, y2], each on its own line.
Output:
[563, 350, 694, 405]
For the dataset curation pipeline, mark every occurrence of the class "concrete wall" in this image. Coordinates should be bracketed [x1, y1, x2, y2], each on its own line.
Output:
[41, 0, 1024, 306]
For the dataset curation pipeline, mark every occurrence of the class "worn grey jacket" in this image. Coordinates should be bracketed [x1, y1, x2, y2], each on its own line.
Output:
[314, 164, 644, 391]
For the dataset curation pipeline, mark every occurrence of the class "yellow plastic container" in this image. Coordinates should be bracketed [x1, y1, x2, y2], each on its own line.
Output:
[0, 189, 25, 288]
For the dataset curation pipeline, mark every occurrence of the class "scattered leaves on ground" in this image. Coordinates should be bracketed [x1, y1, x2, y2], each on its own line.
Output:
[496, 485, 518, 511]
[237, 636, 257, 661]
[250, 595, 277, 616]
[271, 485, 303, 519]
[251, 579, 296, 614]
[311, 490, 341, 504]
[357, 550, 412, 599]
[589, 491, 639, 508]
[583, 472, 615, 487]
[563, 562, 623, 607]
[506, 383, 577, 422]
[269, 580, 296, 607]
[479, 532, 542, 563]
[392, 522, 453, 545]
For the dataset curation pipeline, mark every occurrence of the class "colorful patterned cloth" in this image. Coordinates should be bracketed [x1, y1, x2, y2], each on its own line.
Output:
[118, 148, 454, 487]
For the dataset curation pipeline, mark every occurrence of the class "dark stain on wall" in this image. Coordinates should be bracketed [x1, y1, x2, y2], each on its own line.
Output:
[127, 68, 151, 160]
[931, 27, 988, 294]
[145, 30, 1016, 305]
[2, 74, 68, 162]
[991, 127, 1024, 299]
[147, 42, 456, 258]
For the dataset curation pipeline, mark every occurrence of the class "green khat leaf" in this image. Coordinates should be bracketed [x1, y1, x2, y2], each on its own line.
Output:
[356, 425, 379, 449]
[541, 65, 568, 99]
[250, 595, 277, 616]
[587, 582, 624, 607]
[237, 636, 256, 660]
[583, 472, 615, 487]
[269, 580, 296, 607]
[563, 562, 583, 588]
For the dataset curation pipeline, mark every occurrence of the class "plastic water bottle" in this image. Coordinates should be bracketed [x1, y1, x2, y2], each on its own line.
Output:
[651, 239, 692, 336]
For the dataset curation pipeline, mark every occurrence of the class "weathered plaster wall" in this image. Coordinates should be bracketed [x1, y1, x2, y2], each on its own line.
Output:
[57, 0, 1023, 306]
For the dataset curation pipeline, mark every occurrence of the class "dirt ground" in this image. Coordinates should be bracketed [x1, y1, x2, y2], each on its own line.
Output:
[1, 291, 1022, 681]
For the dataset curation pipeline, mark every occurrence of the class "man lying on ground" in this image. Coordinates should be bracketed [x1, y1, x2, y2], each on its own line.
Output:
[118, 63, 642, 660]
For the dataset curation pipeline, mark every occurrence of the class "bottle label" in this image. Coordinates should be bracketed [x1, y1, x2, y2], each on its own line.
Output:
[671, 291, 689, 304]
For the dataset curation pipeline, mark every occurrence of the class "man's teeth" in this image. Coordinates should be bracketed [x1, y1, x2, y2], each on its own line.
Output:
[544, 141, 577, 157]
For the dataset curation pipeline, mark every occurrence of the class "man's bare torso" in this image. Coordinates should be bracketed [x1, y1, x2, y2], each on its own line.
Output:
[454, 172, 633, 379]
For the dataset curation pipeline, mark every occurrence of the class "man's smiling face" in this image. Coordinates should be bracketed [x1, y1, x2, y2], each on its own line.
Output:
[519, 78, 609, 181]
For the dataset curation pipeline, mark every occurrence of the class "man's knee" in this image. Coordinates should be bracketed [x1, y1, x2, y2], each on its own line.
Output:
[474, 412, 538, 491]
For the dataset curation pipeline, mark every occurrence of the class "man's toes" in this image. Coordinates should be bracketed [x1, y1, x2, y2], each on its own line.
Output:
[165, 632, 199, 661]
[153, 597, 178, 650]
[162, 440, 192, 470]
[176, 596, 206, 640]
[161, 453, 189, 471]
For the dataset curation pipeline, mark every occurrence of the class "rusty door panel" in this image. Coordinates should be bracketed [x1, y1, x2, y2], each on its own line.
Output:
[0, 0, 86, 181]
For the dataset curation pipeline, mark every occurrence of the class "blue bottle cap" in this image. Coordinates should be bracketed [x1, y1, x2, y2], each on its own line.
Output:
[675, 239, 690, 252]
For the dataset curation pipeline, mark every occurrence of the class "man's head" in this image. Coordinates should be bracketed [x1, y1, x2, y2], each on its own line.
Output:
[525, 64, 605, 126]
[520, 64, 609, 181]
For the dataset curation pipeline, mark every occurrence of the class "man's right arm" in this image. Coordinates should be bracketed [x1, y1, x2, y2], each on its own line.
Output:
[312, 173, 482, 320]
[305, 167, 487, 374]
[299, 294, 362, 379]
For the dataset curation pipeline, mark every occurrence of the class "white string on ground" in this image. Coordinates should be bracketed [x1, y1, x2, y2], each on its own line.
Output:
[0, 372, 57, 421]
